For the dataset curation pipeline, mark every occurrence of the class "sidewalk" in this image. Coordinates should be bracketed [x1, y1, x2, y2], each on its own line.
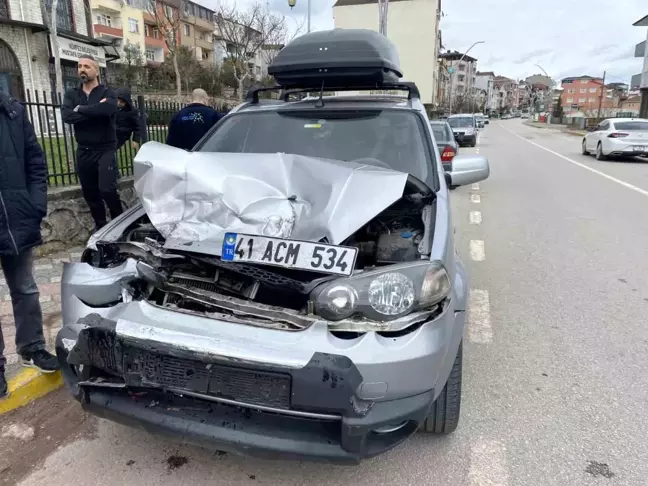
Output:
[524, 120, 586, 137]
[0, 248, 84, 366]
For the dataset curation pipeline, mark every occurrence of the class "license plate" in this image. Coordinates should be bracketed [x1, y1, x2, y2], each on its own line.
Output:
[221, 233, 358, 276]
[636, 146, 645, 152]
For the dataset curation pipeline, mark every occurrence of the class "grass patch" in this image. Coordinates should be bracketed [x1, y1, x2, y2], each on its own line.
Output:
[38, 127, 169, 187]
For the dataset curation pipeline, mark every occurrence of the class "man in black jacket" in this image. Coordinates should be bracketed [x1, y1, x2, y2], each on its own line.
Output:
[62, 55, 123, 231]
[115, 87, 140, 151]
[0, 92, 60, 398]
[166, 89, 222, 150]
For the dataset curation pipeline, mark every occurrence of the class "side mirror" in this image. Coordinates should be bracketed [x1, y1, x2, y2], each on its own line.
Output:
[446, 154, 490, 187]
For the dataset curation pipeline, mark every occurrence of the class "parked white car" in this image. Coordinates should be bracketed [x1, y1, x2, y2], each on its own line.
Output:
[582, 118, 648, 160]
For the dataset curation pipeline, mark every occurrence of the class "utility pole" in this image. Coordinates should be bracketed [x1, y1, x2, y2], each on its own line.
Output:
[378, 0, 388, 36]
[597, 70, 606, 120]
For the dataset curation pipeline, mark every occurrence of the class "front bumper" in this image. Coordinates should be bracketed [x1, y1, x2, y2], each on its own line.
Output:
[56, 261, 467, 463]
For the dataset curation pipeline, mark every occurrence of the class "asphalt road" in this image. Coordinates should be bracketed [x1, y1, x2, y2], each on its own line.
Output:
[4, 119, 648, 485]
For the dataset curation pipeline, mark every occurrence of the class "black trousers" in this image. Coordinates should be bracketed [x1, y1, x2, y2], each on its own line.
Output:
[0, 250, 45, 370]
[76, 147, 123, 228]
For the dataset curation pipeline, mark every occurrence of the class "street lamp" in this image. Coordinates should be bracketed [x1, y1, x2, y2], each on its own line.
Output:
[448, 40, 484, 116]
[288, 0, 311, 33]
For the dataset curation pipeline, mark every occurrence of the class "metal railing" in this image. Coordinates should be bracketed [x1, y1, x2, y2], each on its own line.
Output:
[21, 90, 230, 187]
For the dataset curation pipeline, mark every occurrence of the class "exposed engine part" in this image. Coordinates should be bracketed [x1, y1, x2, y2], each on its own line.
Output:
[89, 193, 435, 327]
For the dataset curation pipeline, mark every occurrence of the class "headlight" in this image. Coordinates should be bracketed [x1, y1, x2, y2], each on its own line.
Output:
[312, 260, 451, 323]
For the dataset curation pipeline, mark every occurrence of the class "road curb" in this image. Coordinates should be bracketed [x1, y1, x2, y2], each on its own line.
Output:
[0, 368, 63, 415]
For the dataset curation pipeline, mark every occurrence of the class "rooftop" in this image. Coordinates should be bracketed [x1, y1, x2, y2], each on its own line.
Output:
[439, 50, 477, 63]
[633, 13, 648, 26]
[333, 0, 409, 6]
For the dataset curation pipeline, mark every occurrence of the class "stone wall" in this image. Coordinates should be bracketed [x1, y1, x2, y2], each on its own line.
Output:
[36, 178, 137, 256]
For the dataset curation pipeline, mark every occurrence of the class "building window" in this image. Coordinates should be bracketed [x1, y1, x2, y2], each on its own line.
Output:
[578, 97, 586, 103]
[0, 0, 9, 19]
[589, 87, 597, 93]
[202, 50, 209, 60]
[580, 88, 587, 93]
[580, 79, 588, 84]
[164, 5, 173, 19]
[46, 0, 73, 31]
[567, 97, 574, 103]
[146, 49, 155, 61]
[183, 24, 190, 36]
[144, 24, 149, 36]
[567, 88, 574, 94]
[458, 75, 465, 82]
[589, 97, 596, 102]
[96, 14, 111, 26]
[153, 27, 159, 39]
[458, 63, 465, 71]
[128, 18, 139, 33]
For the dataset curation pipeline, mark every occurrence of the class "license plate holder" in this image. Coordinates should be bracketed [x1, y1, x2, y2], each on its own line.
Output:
[221, 233, 358, 276]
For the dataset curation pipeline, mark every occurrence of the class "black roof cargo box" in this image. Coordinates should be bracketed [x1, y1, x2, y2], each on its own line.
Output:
[268, 29, 402, 89]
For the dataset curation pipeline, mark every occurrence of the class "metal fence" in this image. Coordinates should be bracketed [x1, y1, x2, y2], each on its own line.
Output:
[21, 90, 230, 187]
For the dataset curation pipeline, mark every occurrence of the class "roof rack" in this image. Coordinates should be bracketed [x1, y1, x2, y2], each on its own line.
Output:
[245, 82, 420, 105]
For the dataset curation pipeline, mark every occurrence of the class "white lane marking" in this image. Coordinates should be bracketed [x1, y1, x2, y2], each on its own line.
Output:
[501, 125, 648, 198]
[472, 183, 480, 190]
[470, 194, 481, 203]
[470, 211, 482, 224]
[468, 439, 509, 485]
[469, 240, 485, 261]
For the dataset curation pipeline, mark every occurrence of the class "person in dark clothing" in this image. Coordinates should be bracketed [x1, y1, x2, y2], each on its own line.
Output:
[166, 88, 222, 151]
[115, 87, 140, 151]
[0, 92, 60, 398]
[62, 55, 123, 231]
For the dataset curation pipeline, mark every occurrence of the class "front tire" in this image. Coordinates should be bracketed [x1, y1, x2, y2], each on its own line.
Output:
[470, 138, 477, 148]
[421, 341, 462, 434]
[596, 142, 607, 161]
[581, 139, 590, 155]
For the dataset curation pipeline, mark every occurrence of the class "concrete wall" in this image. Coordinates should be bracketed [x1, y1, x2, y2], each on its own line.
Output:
[333, 0, 439, 105]
[36, 178, 138, 256]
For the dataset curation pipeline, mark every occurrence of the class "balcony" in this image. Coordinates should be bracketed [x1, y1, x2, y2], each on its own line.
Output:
[94, 23, 122, 38]
[195, 36, 212, 51]
[145, 35, 166, 49]
[92, 0, 122, 14]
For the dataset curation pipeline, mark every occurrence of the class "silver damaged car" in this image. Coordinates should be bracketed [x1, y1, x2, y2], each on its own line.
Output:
[55, 28, 490, 464]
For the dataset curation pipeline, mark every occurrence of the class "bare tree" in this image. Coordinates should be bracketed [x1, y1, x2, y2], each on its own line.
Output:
[258, 15, 305, 69]
[147, 0, 186, 99]
[41, 0, 63, 96]
[215, 2, 287, 100]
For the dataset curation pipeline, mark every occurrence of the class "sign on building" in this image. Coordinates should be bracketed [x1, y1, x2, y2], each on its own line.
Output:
[57, 37, 107, 67]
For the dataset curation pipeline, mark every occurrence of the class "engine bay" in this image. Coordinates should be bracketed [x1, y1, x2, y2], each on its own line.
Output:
[83, 193, 436, 327]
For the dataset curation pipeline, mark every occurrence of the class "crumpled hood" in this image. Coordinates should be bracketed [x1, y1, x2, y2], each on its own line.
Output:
[133, 142, 410, 256]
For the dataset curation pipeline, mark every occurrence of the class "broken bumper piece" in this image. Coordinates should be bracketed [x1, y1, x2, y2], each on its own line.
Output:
[56, 316, 435, 464]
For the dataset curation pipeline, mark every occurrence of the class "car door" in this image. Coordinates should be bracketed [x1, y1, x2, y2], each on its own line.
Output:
[588, 121, 607, 150]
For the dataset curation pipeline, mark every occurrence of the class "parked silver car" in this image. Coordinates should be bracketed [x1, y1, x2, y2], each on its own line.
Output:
[55, 29, 490, 464]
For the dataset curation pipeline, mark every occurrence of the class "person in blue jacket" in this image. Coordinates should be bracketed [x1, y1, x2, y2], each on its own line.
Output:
[166, 89, 222, 151]
[0, 92, 60, 398]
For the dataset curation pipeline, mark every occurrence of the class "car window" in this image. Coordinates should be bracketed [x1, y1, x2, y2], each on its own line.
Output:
[598, 121, 609, 130]
[199, 109, 432, 182]
[447, 117, 474, 128]
[614, 121, 648, 131]
[431, 124, 451, 142]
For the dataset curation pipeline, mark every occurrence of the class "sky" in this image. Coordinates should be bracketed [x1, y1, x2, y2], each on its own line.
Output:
[209, 0, 647, 86]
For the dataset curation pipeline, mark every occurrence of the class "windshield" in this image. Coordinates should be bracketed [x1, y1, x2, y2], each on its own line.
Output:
[448, 117, 474, 128]
[431, 124, 451, 142]
[615, 121, 648, 131]
[199, 110, 431, 181]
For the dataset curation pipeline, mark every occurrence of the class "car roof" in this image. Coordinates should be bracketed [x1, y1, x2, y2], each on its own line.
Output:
[447, 113, 474, 118]
[429, 120, 450, 125]
[607, 118, 648, 123]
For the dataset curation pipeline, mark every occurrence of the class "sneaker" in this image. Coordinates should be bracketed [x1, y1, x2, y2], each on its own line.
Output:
[0, 372, 8, 399]
[21, 350, 60, 374]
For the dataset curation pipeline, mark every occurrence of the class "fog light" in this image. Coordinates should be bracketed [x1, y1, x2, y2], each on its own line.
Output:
[322, 285, 357, 318]
[373, 421, 409, 434]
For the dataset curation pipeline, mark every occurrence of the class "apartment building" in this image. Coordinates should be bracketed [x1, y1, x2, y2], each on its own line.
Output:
[493, 76, 517, 112]
[0, 0, 119, 99]
[333, 0, 442, 111]
[92, 0, 215, 66]
[560, 75, 620, 115]
[633, 14, 648, 118]
[475, 71, 496, 113]
[439, 50, 477, 108]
